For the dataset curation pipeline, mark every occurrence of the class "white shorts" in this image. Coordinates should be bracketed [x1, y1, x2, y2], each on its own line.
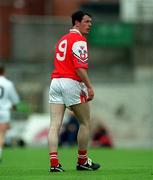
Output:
[0, 110, 11, 123]
[49, 78, 88, 107]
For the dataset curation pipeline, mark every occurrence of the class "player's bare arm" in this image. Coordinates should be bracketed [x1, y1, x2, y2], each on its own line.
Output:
[75, 68, 94, 101]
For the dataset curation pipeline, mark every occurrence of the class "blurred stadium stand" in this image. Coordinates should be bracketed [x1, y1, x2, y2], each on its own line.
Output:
[0, 0, 152, 148]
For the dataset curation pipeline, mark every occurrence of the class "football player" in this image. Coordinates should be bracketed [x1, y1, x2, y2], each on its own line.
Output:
[0, 64, 20, 161]
[48, 10, 100, 172]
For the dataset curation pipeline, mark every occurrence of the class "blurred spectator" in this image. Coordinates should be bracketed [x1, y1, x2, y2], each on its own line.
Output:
[59, 113, 113, 148]
[91, 118, 113, 148]
[59, 111, 79, 146]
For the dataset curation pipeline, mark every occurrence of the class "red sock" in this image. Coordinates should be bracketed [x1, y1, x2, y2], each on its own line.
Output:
[49, 152, 59, 167]
[78, 150, 87, 165]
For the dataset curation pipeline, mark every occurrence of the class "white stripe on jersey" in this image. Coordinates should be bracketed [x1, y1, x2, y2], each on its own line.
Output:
[72, 41, 88, 62]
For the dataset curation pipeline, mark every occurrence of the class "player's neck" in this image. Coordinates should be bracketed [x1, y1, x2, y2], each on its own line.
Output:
[70, 28, 82, 36]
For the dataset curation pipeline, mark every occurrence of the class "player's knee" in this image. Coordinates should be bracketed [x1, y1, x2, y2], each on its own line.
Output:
[80, 120, 90, 129]
[50, 123, 61, 132]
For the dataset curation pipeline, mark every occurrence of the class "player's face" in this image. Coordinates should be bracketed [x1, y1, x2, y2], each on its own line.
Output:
[78, 15, 92, 35]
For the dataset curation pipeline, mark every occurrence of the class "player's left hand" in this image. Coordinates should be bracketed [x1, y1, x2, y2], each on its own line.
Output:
[87, 87, 94, 101]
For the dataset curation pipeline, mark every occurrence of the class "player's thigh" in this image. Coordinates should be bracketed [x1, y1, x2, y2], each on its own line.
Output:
[49, 103, 66, 126]
[0, 123, 10, 132]
[70, 102, 90, 125]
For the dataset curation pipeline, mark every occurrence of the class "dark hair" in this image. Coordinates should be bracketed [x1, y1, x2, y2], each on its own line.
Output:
[0, 63, 5, 75]
[71, 10, 91, 26]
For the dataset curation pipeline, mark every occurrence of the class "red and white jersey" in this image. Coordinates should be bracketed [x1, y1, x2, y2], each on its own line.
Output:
[51, 29, 89, 81]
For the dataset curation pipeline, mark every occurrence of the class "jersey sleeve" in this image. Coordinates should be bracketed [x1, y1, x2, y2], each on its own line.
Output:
[8, 82, 20, 105]
[72, 40, 88, 69]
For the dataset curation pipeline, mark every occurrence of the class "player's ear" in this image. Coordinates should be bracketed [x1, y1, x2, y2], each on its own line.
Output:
[75, 20, 80, 27]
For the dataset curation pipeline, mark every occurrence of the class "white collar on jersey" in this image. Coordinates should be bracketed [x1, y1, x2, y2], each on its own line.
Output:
[70, 28, 82, 35]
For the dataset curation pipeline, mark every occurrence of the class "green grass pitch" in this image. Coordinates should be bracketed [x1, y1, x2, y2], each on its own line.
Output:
[0, 147, 152, 180]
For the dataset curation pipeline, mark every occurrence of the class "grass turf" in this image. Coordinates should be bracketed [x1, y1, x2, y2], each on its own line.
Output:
[0, 147, 152, 180]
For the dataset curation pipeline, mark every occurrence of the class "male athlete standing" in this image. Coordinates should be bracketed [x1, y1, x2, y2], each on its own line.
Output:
[0, 64, 20, 161]
[48, 10, 100, 172]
